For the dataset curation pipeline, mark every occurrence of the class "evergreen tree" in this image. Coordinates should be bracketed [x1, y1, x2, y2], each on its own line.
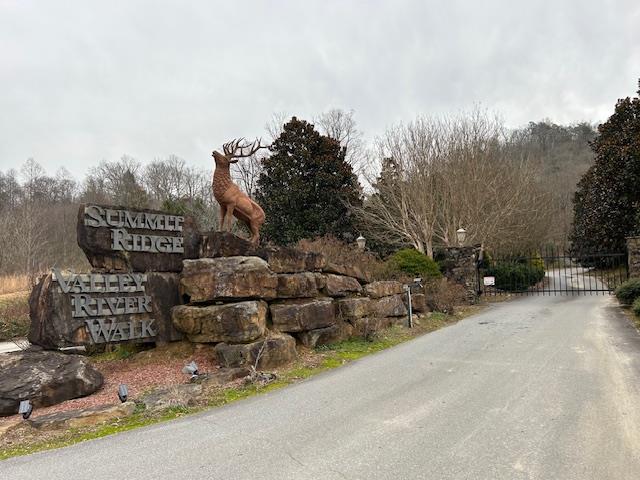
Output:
[570, 80, 640, 254]
[256, 117, 362, 245]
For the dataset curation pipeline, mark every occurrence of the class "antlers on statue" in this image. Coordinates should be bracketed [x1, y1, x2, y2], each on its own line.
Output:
[222, 138, 266, 161]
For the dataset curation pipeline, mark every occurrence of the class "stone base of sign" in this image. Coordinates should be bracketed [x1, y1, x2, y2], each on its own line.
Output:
[0, 350, 103, 417]
[28, 271, 183, 350]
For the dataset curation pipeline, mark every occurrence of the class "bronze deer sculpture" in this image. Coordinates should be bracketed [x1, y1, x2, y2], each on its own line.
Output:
[212, 138, 266, 244]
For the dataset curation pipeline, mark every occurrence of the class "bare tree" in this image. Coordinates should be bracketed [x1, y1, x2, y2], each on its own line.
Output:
[355, 110, 551, 257]
[265, 111, 289, 142]
[315, 108, 366, 174]
[231, 152, 264, 199]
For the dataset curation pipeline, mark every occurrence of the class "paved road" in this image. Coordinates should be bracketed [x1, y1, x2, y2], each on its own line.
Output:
[3, 294, 640, 479]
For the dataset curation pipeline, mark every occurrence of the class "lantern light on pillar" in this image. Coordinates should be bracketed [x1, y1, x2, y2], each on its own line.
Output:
[456, 228, 467, 246]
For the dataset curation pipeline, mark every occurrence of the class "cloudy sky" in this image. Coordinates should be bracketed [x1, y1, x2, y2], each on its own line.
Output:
[1, 0, 638, 178]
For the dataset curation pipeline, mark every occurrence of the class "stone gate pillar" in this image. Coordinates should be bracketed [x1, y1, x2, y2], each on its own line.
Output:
[627, 236, 640, 279]
[441, 244, 482, 303]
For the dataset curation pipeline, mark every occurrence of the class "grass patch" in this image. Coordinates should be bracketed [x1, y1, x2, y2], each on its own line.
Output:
[0, 308, 479, 461]
[0, 292, 30, 342]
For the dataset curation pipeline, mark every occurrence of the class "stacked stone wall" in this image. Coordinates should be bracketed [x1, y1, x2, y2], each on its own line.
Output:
[171, 232, 428, 369]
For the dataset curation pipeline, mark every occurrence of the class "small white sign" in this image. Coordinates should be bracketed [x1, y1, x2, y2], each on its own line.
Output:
[483, 276, 496, 286]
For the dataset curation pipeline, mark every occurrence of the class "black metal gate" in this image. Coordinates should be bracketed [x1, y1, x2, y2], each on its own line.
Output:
[477, 248, 629, 296]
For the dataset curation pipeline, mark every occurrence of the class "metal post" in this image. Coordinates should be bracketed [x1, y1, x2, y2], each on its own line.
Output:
[405, 285, 413, 328]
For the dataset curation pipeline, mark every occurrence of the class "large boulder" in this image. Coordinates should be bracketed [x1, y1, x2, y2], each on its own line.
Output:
[364, 281, 404, 298]
[77, 204, 200, 273]
[336, 297, 373, 320]
[0, 350, 103, 416]
[407, 293, 429, 313]
[276, 273, 322, 298]
[199, 232, 325, 273]
[28, 270, 183, 350]
[214, 333, 297, 369]
[324, 274, 363, 297]
[171, 301, 267, 343]
[180, 257, 277, 303]
[372, 294, 408, 317]
[270, 298, 336, 332]
[296, 322, 353, 348]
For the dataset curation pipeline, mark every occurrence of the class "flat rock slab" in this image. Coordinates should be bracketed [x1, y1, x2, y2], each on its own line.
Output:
[324, 274, 363, 297]
[171, 301, 267, 343]
[180, 257, 277, 303]
[28, 270, 183, 350]
[214, 334, 297, 369]
[199, 232, 326, 273]
[296, 322, 354, 348]
[270, 298, 336, 333]
[364, 281, 404, 298]
[29, 402, 135, 429]
[0, 350, 103, 416]
[77, 204, 200, 273]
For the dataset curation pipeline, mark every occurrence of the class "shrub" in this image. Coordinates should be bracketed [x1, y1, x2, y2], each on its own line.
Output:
[424, 278, 467, 314]
[386, 249, 442, 279]
[633, 297, 640, 317]
[486, 261, 545, 292]
[296, 235, 389, 281]
[615, 279, 640, 304]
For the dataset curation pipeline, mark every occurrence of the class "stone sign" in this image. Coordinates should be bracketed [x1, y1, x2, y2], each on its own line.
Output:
[29, 269, 183, 350]
[77, 204, 201, 272]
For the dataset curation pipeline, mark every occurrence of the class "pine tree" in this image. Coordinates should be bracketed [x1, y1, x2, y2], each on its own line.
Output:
[256, 117, 362, 245]
[570, 80, 640, 254]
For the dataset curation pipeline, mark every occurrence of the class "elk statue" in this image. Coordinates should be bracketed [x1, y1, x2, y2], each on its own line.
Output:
[212, 138, 266, 244]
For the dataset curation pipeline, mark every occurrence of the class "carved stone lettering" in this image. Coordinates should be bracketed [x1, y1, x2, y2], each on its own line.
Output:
[77, 204, 200, 273]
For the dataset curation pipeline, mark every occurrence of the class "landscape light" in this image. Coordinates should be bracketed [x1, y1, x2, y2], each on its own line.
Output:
[118, 384, 128, 403]
[18, 400, 33, 420]
[182, 361, 199, 378]
[356, 235, 366, 250]
[456, 228, 467, 246]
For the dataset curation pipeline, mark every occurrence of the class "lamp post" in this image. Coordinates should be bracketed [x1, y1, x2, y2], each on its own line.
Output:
[456, 228, 467, 247]
[356, 235, 366, 250]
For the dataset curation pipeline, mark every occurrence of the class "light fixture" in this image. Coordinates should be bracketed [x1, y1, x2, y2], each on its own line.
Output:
[118, 384, 128, 403]
[18, 400, 33, 420]
[356, 235, 366, 250]
[456, 227, 467, 246]
[182, 361, 199, 379]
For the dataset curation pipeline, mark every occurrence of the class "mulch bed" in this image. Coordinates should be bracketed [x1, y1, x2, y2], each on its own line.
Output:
[0, 342, 219, 424]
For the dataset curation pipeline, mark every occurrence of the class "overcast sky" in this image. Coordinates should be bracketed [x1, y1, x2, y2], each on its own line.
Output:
[1, 0, 639, 179]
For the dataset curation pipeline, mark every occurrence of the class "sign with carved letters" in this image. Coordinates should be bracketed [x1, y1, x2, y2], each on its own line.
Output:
[76, 204, 200, 272]
[52, 268, 157, 344]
